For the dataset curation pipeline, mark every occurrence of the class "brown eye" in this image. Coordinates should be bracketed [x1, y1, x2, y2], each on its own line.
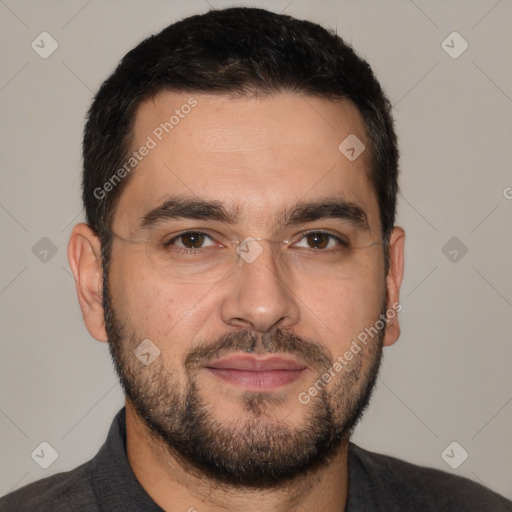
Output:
[293, 231, 345, 251]
[306, 232, 330, 249]
[180, 232, 206, 248]
[163, 231, 218, 251]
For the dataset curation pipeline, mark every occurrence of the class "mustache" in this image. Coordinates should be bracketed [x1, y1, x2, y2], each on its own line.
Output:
[185, 329, 333, 373]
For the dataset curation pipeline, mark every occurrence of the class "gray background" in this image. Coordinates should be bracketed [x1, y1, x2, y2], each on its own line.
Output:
[1, 0, 511, 500]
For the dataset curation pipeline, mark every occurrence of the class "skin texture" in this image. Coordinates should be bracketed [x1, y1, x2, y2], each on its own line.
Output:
[68, 92, 405, 512]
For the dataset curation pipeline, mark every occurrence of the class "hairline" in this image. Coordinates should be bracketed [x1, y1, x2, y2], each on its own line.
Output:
[101, 88, 382, 239]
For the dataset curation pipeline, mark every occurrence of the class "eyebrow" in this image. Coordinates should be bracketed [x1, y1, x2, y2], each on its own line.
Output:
[284, 199, 369, 230]
[139, 197, 238, 228]
[139, 196, 369, 230]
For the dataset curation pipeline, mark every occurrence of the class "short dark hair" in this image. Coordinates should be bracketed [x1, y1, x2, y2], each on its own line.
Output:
[83, 7, 398, 255]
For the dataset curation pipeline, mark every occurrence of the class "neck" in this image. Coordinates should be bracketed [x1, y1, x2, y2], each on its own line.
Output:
[125, 403, 350, 512]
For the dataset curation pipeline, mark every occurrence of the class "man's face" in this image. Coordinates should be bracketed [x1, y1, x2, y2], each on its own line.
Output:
[104, 92, 395, 487]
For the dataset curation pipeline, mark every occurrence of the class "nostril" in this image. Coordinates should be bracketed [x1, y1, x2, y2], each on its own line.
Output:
[229, 318, 254, 330]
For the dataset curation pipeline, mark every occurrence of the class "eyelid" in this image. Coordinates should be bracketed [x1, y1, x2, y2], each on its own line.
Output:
[289, 230, 349, 247]
[163, 230, 221, 248]
[160, 228, 351, 248]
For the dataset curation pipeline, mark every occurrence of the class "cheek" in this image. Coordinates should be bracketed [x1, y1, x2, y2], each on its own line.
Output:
[297, 264, 385, 348]
[108, 252, 219, 344]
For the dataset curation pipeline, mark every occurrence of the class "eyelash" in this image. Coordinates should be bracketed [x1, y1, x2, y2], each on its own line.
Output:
[162, 230, 349, 252]
[162, 231, 220, 252]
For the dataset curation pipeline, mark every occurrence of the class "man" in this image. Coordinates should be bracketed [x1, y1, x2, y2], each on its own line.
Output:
[1, 6, 510, 511]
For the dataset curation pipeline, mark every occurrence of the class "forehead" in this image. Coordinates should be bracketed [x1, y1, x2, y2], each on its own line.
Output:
[113, 91, 379, 232]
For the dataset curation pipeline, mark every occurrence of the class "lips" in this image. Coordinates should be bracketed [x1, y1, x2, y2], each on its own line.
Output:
[205, 355, 307, 390]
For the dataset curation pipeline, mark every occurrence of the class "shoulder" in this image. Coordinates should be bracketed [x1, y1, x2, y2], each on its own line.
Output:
[348, 443, 512, 511]
[0, 459, 99, 512]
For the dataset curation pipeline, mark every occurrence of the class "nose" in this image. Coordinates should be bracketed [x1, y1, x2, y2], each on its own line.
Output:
[219, 240, 300, 333]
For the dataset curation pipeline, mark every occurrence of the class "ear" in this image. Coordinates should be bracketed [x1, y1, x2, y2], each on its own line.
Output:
[67, 223, 108, 342]
[382, 226, 405, 347]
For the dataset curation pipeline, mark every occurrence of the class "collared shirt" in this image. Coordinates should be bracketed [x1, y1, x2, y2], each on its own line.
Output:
[1, 408, 511, 511]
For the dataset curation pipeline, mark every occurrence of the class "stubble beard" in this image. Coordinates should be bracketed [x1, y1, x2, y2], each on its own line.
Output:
[103, 267, 385, 489]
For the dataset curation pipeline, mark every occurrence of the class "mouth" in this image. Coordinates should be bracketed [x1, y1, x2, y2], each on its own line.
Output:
[205, 355, 308, 390]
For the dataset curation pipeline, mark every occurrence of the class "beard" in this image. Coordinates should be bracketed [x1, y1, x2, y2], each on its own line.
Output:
[103, 267, 385, 489]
